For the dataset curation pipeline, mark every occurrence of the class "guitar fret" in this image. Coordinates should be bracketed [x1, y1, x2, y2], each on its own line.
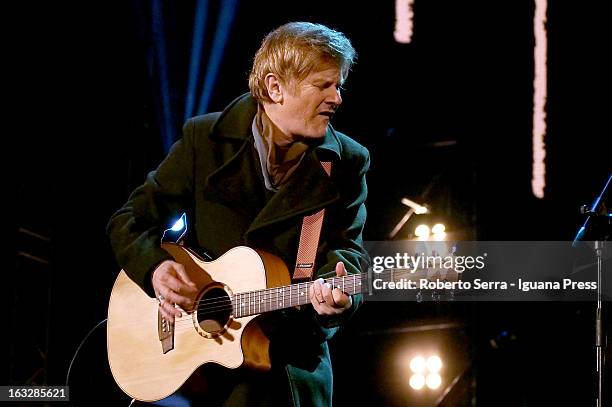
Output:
[232, 272, 371, 317]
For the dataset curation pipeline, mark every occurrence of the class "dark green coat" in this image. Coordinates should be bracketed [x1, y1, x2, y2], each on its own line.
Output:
[107, 93, 370, 406]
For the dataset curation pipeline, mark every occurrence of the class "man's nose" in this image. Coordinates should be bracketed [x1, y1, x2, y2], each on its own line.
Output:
[327, 86, 342, 107]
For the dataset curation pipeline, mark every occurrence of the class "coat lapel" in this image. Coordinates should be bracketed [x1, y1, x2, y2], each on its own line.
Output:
[204, 138, 269, 218]
[244, 149, 340, 240]
[203, 93, 343, 240]
[202, 94, 267, 218]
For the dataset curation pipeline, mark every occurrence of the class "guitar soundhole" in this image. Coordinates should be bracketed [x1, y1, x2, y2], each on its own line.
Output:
[195, 286, 232, 338]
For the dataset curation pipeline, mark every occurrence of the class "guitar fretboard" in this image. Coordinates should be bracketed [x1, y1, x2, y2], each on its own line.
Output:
[230, 266, 458, 317]
[232, 273, 367, 317]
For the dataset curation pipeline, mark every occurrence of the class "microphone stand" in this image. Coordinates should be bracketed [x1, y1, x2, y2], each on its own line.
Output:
[572, 173, 611, 407]
[388, 198, 428, 240]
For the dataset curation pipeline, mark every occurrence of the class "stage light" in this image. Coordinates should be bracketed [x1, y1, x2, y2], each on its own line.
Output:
[432, 232, 446, 241]
[426, 356, 442, 373]
[394, 0, 415, 44]
[410, 356, 426, 373]
[432, 224, 446, 241]
[431, 224, 445, 234]
[415, 206, 428, 215]
[409, 373, 425, 390]
[414, 225, 430, 239]
[426, 373, 442, 389]
[401, 198, 428, 214]
[409, 354, 444, 392]
[389, 197, 429, 239]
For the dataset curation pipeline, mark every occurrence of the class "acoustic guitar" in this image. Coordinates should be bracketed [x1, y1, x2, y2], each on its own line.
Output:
[107, 243, 365, 402]
[107, 242, 458, 402]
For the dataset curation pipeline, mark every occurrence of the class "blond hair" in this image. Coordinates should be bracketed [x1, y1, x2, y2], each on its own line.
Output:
[248, 22, 356, 103]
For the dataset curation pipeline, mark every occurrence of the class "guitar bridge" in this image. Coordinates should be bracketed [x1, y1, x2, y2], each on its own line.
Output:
[158, 311, 174, 354]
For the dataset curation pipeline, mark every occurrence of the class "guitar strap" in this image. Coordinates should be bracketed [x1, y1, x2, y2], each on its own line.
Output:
[292, 161, 332, 281]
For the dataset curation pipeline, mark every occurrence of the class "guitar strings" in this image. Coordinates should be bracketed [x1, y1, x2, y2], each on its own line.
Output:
[164, 274, 368, 313]
[158, 267, 418, 315]
[169, 286, 364, 330]
[173, 277, 366, 315]
[148, 269, 439, 329]
[164, 281, 365, 327]
[169, 280, 363, 320]
[164, 266, 444, 321]
[164, 267, 434, 320]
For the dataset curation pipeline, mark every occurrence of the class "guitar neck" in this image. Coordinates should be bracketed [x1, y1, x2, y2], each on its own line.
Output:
[233, 273, 367, 318]
[231, 266, 456, 318]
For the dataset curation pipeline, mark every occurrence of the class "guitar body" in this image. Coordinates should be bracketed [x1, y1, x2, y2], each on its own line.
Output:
[107, 244, 291, 402]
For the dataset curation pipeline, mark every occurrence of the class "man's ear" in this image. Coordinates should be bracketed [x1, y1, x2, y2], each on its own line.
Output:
[264, 73, 283, 103]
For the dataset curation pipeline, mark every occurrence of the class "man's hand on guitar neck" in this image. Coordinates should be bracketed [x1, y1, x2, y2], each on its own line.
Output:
[310, 261, 353, 315]
[152, 260, 198, 321]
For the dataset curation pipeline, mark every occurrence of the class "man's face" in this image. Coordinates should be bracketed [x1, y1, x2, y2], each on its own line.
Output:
[276, 65, 344, 141]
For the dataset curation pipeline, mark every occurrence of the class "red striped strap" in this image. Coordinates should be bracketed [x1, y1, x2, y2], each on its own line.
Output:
[292, 161, 332, 281]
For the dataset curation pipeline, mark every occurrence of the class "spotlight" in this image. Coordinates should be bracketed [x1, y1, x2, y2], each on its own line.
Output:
[432, 232, 446, 241]
[401, 198, 428, 214]
[426, 356, 442, 373]
[409, 355, 443, 392]
[414, 224, 430, 239]
[431, 224, 445, 234]
[409, 374, 425, 390]
[426, 373, 442, 389]
[432, 224, 446, 241]
[409, 356, 426, 373]
[388, 197, 428, 239]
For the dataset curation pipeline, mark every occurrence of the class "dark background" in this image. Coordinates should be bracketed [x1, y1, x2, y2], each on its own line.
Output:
[13, 0, 611, 405]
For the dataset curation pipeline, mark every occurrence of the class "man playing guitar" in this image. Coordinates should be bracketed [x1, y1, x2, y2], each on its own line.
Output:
[107, 21, 369, 406]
